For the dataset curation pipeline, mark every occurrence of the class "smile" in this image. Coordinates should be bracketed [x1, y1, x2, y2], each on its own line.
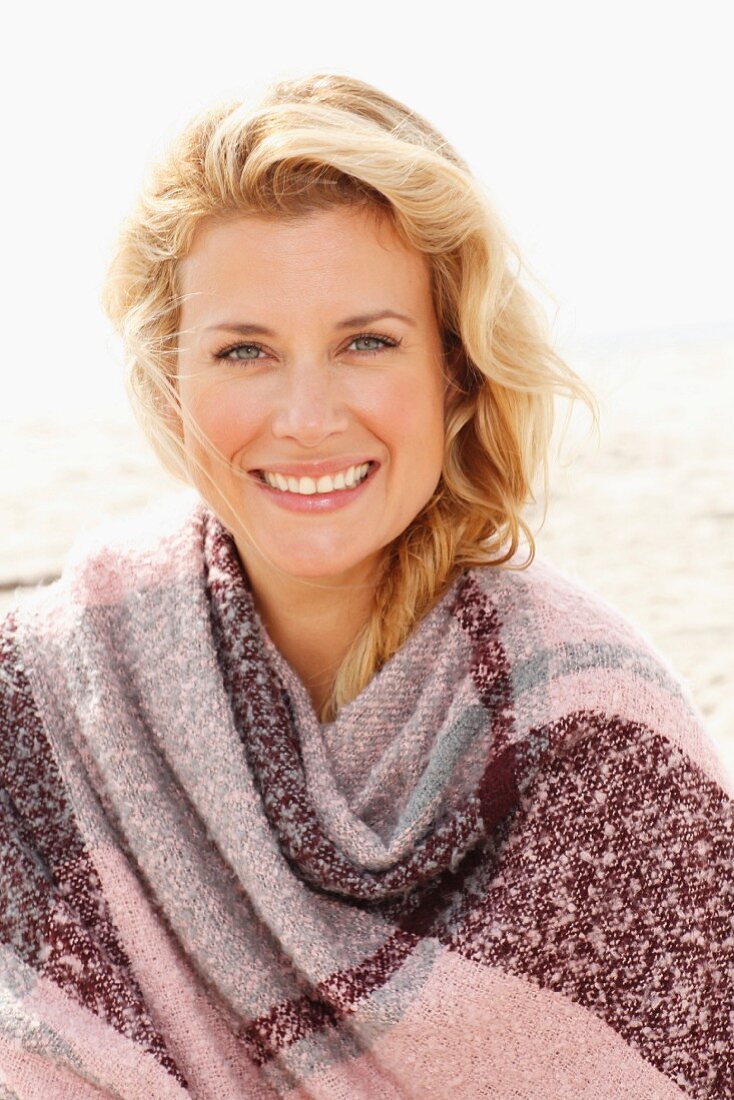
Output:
[257, 461, 374, 495]
[251, 461, 379, 513]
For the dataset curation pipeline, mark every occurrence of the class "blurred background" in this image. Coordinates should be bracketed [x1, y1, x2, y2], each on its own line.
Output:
[2, 0, 732, 774]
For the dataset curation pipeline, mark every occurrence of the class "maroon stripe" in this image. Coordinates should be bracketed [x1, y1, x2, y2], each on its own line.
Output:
[454, 575, 520, 830]
[206, 517, 508, 902]
[430, 713, 733, 1099]
[217, 549, 528, 1064]
[239, 920, 426, 1065]
[236, 712, 732, 1097]
[0, 611, 188, 1089]
[234, 840, 494, 1066]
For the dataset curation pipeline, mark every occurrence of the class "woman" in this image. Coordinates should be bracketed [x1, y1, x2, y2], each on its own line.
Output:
[0, 72, 731, 1099]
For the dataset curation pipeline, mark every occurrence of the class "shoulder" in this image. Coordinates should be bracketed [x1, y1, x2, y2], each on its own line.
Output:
[0, 606, 28, 706]
[62, 488, 205, 604]
[462, 553, 676, 685]
[466, 553, 654, 652]
[13, 490, 206, 625]
[1, 489, 206, 757]
[461, 555, 732, 797]
[2, 488, 206, 707]
[0, 605, 42, 774]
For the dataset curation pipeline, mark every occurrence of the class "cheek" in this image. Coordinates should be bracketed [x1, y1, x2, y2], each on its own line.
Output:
[376, 373, 445, 460]
[183, 381, 260, 458]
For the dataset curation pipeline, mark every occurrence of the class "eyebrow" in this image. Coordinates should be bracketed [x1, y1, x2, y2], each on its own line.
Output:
[202, 310, 416, 337]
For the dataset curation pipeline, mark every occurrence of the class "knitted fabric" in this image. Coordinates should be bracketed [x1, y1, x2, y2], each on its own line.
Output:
[0, 491, 731, 1099]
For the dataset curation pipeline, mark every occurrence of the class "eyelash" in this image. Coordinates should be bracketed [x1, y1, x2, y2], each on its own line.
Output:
[213, 332, 402, 363]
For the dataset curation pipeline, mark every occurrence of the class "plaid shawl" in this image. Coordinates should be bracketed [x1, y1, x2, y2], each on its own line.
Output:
[1, 492, 731, 1099]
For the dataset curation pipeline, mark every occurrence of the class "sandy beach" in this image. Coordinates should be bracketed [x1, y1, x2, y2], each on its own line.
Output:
[2, 330, 732, 777]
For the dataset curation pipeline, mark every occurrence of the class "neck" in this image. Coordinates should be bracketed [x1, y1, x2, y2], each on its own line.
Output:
[235, 543, 381, 716]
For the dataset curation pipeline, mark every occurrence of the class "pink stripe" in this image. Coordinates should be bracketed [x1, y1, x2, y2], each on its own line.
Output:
[543, 667, 732, 795]
[15, 975, 186, 1098]
[0, 1034, 114, 1099]
[487, 562, 732, 793]
[92, 844, 278, 1099]
[285, 949, 689, 1099]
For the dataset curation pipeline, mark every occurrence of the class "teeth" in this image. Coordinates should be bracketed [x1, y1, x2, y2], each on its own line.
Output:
[261, 462, 371, 495]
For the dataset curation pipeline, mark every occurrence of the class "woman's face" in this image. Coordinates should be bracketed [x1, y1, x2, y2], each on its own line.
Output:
[176, 205, 451, 587]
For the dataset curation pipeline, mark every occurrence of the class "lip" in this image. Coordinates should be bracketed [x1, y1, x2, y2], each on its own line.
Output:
[251, 460, 380, 513]
[250, 457, 379, 478]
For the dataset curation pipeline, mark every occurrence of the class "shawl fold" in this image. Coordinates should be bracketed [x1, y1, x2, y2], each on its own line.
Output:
[0, 491, 732, 1099]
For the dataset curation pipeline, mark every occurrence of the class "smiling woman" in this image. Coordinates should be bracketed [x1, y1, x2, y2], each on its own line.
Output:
[0, 71, 731, 1099]
[99, 82, 596, 723]
[173, 207, 453, 706]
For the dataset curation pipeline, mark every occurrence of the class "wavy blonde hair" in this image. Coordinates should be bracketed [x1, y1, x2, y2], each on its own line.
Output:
[101, 70, 598, 722]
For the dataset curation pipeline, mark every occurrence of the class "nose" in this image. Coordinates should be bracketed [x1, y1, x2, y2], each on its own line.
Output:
[270, 365, 350, 447]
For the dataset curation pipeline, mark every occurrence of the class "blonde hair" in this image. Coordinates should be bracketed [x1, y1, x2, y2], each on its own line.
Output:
[101, 70, 598, 722]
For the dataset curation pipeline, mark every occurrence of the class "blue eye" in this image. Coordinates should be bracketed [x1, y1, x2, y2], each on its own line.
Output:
[349, 334, 398, 354]
[218, 343, 265, 361]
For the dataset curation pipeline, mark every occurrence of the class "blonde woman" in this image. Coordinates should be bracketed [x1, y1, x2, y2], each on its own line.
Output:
[0, 73, 731, 1098]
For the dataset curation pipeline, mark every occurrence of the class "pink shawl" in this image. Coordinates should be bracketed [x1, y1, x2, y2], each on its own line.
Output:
[0, 491, 731, 1097]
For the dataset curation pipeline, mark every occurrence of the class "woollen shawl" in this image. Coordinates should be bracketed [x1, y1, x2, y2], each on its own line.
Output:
[0, 492, 732, 1098]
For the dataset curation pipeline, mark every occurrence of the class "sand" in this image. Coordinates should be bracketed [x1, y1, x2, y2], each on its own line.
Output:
[2, 332, 732, 777]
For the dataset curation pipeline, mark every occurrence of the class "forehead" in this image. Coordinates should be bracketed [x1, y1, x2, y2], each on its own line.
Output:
[177, 206, 433, 318]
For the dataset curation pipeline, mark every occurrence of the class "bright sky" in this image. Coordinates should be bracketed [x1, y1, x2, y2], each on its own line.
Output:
[4, 0, 732, 416]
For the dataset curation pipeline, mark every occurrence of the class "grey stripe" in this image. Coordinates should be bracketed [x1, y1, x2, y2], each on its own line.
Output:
[510, 641, 686, 702]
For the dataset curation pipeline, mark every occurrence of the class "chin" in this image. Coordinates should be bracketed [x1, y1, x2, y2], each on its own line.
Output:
[253, 530, 382, 580]
[270, 551, 375, 582]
